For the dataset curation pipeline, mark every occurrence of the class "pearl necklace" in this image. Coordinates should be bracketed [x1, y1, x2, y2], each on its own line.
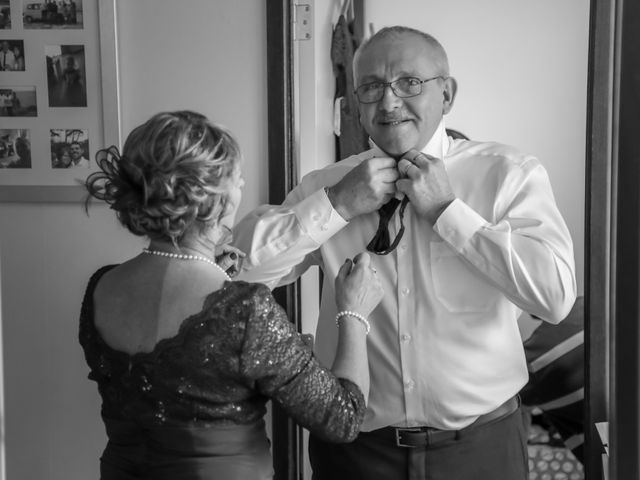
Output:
[142, 248, 231, 280]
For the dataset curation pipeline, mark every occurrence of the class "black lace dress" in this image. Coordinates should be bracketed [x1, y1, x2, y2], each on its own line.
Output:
[79, 265, 365, 479]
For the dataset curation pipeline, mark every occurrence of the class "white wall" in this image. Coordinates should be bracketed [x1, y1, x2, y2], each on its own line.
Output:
[0, 2, 267, 478]
[116, 1, 268, 222]
[0, 205, 141, 480]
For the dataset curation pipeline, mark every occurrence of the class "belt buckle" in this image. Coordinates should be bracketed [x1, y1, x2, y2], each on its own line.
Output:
[395, 427, 423, 448]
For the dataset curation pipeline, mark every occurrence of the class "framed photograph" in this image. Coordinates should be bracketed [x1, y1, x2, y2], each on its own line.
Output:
[46, 44, 87, 107]
[0, 86, 37, 116]
[23, 0, 83, 30]
[0, 0, 120, 202]
[50, 128, 89, 168]
[1, 40, 25, 70]
[0, 129, 31, 168]
[0, 1, 10, 30]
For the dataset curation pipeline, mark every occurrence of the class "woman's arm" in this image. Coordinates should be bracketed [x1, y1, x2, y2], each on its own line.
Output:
[240, 257, 382, 442]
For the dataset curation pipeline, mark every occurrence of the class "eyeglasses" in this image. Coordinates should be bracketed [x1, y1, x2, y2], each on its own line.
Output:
[355, 76, 445, 104]
[366, 196, 410, 255]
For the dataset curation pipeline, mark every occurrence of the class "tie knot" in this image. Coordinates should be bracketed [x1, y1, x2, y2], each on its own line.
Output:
[366, 197, 409, 255]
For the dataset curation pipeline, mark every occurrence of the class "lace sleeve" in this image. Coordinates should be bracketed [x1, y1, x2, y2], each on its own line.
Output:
[238, 283, 365, 443]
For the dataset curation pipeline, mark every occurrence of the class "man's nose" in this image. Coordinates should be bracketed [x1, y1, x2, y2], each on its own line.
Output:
[378, 84, 403, 111]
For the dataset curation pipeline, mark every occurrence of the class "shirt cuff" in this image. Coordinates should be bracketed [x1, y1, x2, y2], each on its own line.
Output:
[433, 199, 488, 250]
[293, 188, 348, 244]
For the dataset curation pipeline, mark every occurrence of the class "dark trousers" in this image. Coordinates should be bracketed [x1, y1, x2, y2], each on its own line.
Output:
[309, 407, 528, 480]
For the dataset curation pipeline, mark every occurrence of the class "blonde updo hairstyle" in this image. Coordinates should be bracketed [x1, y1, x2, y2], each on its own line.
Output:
[86, 110, 241, 245]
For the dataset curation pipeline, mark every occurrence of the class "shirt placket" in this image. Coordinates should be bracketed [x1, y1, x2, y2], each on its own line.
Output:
[394, 209, 419, 426]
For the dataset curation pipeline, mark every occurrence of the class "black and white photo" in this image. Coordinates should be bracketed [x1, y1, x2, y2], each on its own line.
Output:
[23, 0, 83, 29]
[50, 128, 89, 168]
[46, 44, 87, 107]
[0, 128, 31, 168]
[0, 0, 10, 29]
[0, 40, 25, 71]
[0, 86, 37, 116]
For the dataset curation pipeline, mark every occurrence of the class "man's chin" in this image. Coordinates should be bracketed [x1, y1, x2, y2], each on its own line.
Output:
[370, 133, 417, 158]
[375, 142, 415, 159]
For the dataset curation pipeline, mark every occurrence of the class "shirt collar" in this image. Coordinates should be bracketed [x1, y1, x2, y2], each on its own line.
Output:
[368, 119, 450, 160]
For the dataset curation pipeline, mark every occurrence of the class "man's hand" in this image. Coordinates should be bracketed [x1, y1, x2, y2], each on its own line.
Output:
[396, 149, 455, 225]
[327, 155, 399, 221]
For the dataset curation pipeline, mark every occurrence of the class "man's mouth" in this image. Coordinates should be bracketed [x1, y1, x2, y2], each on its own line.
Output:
[379, 119, 410, 126]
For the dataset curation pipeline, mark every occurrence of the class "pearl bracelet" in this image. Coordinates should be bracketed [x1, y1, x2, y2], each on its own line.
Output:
[335, 310, 370, 335]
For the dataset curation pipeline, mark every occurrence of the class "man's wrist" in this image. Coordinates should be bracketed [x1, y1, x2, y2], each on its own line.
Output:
[431, 198, 455, 224]
[324, 185, 351, 221]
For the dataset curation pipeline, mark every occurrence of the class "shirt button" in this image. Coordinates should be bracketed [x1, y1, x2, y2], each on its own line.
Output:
[321, 224, 329, 231]
[404, 379, 415, 390]
[401, 334, 412, 343]
[400, 244, 408, 251]
[401, 287, 410, 296]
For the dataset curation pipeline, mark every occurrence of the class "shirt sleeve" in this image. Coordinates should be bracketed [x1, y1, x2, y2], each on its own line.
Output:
[239, 284, 365, 443]
[433, 158, 576, 323]
[233, 183, 348, 289]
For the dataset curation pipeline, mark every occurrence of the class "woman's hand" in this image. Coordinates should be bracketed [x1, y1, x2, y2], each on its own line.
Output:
[215, 244, 245, 278]
[335, 252, 384, 317]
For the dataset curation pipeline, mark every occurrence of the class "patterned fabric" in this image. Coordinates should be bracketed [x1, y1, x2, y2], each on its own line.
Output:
[527, 424, 584, 479]
[528, 444, 584, 480]
[521, 297, 585, 463]
[79, 265, 365, 478]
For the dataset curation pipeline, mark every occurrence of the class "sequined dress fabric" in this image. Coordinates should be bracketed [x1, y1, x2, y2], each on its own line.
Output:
[79, 265, 365, 480]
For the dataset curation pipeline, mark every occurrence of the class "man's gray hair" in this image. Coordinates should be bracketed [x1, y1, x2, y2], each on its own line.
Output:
[353, 26, 451, 79]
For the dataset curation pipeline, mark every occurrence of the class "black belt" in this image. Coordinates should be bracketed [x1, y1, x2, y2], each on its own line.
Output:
[369, 396, 519, 448]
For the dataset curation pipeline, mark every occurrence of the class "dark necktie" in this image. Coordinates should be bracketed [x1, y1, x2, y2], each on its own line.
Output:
[366, 196, 409, 255]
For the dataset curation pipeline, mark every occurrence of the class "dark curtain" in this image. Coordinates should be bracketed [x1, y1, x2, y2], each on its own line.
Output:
[331, 0, 368, 160]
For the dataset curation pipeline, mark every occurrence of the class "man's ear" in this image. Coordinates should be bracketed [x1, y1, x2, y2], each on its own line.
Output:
[442, 76, 458, 114]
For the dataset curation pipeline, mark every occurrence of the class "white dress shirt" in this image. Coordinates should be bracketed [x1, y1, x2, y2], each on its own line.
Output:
[233, 120, 576, 431]
[71, 156, 90, 168]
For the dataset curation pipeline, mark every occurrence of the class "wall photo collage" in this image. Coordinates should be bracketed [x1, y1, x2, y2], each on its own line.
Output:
[0, 0, 112, 194]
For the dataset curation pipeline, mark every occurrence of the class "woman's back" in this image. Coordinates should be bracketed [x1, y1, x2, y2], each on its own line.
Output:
[82, 263, 279, 479]
[83, 263, 277, 427]
[93, 256, 226, 356]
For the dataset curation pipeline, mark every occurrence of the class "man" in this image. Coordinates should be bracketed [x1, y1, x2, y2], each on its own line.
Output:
[69, 142, 89, 168]
[0, 41, 15, 71]
[61, 56, 86, 107]
[234, 26, 576, 479]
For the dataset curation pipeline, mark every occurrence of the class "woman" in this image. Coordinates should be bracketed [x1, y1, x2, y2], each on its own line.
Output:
[12, 46, 24, 71]
[80, 110, 383, 479]
[53, 146, 72, 168]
